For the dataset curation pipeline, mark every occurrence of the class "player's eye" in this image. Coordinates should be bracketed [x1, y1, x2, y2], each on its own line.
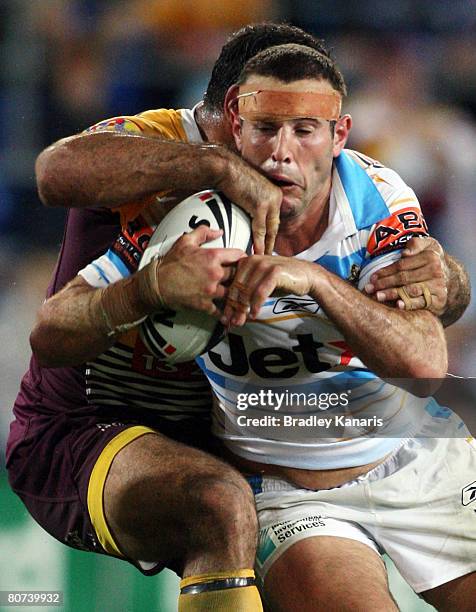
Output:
[295, 125, 315, 136]
[254, 123, 277, 134]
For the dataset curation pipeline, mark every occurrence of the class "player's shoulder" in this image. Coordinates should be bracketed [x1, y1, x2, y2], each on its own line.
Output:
[136, 108, 186, 136]
[344, 149, 420, 214]
[344, 149, 408, 189]
[85, 108, 186, 140]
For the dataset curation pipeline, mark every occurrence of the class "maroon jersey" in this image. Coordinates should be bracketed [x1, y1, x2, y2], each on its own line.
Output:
[6, 207, 212, 466]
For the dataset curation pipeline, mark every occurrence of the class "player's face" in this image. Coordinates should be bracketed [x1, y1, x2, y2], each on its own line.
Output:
[233, 77, 349, 221]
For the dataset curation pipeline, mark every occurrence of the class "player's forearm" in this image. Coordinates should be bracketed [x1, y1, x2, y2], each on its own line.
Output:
[35, 132, 235, 209]
[30, 266, 161, 367]
[440, 254, 471, 327]
[310, 266, 448, 380]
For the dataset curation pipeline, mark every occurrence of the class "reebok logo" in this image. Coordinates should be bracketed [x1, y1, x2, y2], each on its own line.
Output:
[462, 481, 476, 506]
[273, 297, 320, 315]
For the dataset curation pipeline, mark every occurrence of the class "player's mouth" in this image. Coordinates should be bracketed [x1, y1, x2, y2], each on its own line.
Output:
[268, 174, 300, 189]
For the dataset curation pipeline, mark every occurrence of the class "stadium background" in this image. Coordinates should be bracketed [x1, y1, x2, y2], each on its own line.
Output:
[0, 1, 475, 610]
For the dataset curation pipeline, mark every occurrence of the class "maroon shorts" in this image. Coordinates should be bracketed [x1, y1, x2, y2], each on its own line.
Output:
[6, 408, 215, 575]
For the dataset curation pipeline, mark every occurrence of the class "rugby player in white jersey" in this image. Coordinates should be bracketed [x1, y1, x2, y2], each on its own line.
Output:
[202, 43, 475, 611]
[35, 26, 469, 321]
[13, 23, 470, 612]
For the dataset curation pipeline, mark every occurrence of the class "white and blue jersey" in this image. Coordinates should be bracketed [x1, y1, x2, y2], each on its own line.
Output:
[79, 139, 441, 468]
[197, 149, 435, 469]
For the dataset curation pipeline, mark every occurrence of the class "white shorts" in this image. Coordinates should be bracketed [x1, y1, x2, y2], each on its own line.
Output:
[252, 411, 476, 593]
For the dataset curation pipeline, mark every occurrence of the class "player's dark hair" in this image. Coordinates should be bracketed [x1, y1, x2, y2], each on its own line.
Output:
[237, 43, 347, 97]
[203, 22, 329, 112]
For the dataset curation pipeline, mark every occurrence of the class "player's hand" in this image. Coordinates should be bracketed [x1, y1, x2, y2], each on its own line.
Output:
[216, 153, 282, 256]
[152, 226, 244, 316]
[242, 173, 282, 257]
[222, 255, 314, 327]
[364, 237, 448, 316]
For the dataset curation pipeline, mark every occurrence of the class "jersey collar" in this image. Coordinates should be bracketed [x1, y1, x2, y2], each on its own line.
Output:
[332, 150, 389, 235]
[179, 103, 204, 143]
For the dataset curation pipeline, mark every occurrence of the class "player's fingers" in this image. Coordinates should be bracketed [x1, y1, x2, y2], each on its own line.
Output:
[206, 302, 220, 318]
[241, 258, 280, 315]
[264, 214, 280, 255]
[223, 278, 252, 327]
[374, 287, 400, 302]
[223, 256, 273, 324]
[376, 286, 433, 310]
[400, 295, 426, 311]
[185, 226, 223, 246]
[251, 214, 266, 256]
[376, 283, 425, 303]
[401, 236, 431, 256]
[224, 297, 249, 327]
[249, 268, 278, 319]
[214, 248, 246, 264]
[402, 236, 443, 257]
[383, 295, 426, 311]
[225, 261, 266, 326]
[396, 280, 436, 311]
[221, 263, 237, 284]
[370, 254, 428, 283]
[370, 265, 439, 290]
[213, 284, 227, 301]
[230, 263, 270, 321]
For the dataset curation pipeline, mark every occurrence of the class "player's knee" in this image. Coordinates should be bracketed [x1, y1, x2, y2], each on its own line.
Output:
[186, 471, 258, 550]
[104, 454, 257, 563]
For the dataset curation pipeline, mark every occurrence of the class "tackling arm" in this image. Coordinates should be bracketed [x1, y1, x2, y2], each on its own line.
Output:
[35, 132, 282, 254]
[31, 276, 126, 367]
[441, 253, 471, 327]
[31, 226, 242, 367]
[36, 133, 234, 209]
[364, 237, 471, 327]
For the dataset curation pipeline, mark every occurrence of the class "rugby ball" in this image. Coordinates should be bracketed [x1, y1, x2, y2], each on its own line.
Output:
[138, 190, 252, 363]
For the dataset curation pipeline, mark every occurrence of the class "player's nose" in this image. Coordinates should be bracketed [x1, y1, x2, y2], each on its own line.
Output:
[271, 127, 293, 164]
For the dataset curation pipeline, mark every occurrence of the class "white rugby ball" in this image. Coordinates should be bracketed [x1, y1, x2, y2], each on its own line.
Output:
[138, 190, 252, 363]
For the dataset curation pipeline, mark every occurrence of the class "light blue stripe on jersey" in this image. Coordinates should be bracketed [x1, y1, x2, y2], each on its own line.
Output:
[335, 152, 390, 229]
[106, 249, 131, 279]
[315, 248, 367, 279]
[424, 397, 452, 419]
[92, 262, 110, 285]
[213, 386, 234, 406]
[197, 355, 377, 397]
[195, 358, 240, 391]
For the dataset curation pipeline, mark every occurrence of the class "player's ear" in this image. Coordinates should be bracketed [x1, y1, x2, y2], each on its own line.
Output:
[333, 114, 352, 157]
[224, 84, 243, 151]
